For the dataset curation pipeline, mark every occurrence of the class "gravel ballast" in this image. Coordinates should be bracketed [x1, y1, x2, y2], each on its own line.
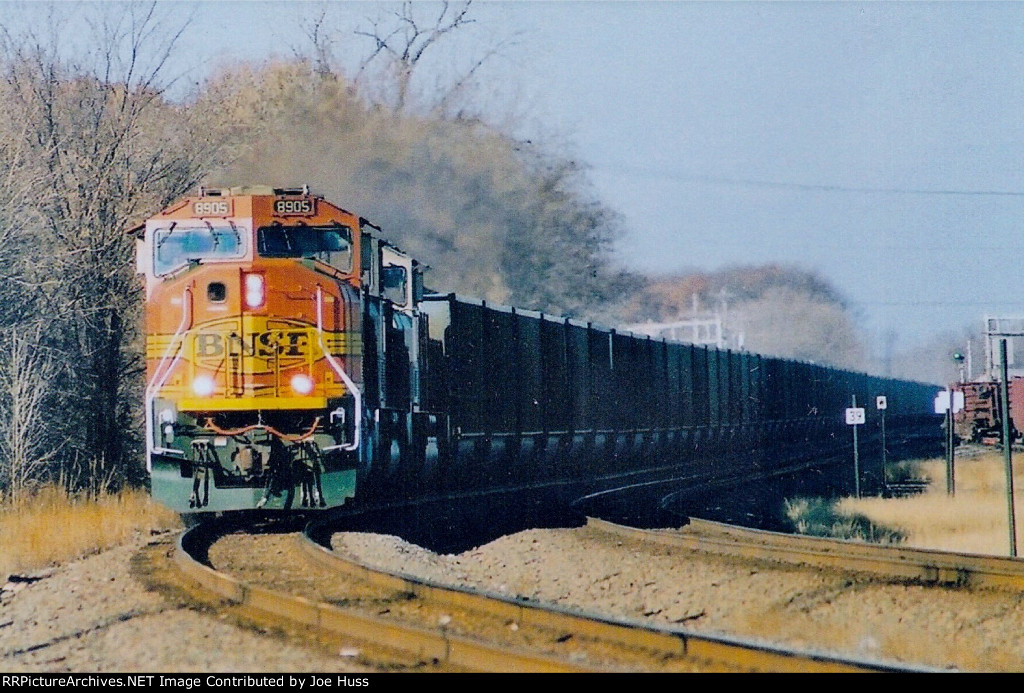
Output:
[0, 533, 370, 673]
[7, 522, 1024, 672]
[333, 524, 1024, 671]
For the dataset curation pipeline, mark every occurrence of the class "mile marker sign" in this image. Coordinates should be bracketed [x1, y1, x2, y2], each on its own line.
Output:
[845, 407, 866, 425]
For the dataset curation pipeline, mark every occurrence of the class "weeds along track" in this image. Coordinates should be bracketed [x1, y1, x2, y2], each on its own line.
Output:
[589, 517, 1024, 589]
[145, 515, 932, 673]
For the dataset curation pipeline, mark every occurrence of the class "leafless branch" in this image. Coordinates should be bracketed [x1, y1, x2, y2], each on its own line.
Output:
[351, 0, 494, 115]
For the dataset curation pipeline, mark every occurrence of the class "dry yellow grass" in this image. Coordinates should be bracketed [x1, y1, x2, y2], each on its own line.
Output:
[839, 452, 1024, 556]
[0, 486, 181, 577]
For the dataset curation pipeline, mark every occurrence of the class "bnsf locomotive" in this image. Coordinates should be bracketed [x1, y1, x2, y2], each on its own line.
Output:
[137, 186, 943, 513]
[138, 186, 423, 511]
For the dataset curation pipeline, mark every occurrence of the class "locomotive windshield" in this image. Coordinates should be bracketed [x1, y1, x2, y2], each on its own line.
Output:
[257, 224, 353, 272]
[153, 224, 244, 276]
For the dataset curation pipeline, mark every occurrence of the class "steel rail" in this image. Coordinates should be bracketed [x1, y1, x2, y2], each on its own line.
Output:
[588, 516, 1024, 589]
[169, 521, 587, 672]
[298, 518, 930, 672]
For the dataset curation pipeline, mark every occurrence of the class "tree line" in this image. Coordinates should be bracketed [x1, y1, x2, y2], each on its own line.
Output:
[622, 265, 870, 372]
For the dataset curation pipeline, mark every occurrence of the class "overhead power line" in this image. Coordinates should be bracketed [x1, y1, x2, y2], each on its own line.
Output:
[850, 300, 1024, 307]
[605, 164, 1024, 197]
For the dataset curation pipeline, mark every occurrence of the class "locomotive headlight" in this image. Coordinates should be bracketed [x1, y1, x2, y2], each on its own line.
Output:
[291, 373, 314, 395]
[244, 273, 265, 309]
[192, 375, 216, 396]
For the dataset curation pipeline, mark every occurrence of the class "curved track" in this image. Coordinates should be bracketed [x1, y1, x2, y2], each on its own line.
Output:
[572, 430, 936, 527]
[145, 516, 934, 673]
[589, 516, 1024, 589]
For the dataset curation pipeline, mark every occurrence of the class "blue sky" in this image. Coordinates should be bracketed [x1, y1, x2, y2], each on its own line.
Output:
[513, 3, 1024, 354]
[9, 1, 1024, 353]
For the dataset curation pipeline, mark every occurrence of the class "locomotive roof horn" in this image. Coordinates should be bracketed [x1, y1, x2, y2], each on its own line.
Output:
[273, 185, 312, 196]
[195, 184, 313, 197]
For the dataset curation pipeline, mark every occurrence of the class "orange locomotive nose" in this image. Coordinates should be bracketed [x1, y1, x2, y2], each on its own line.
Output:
[140, 187, 371, 512]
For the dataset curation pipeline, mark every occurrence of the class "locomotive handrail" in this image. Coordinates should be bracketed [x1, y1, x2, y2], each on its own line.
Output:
[149, 286, 194, 390]
[145, 286, 193, 472]
[316, 285, 361, 452]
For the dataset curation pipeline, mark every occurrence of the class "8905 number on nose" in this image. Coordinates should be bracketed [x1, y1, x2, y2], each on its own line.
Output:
[274, 198, 316, 215]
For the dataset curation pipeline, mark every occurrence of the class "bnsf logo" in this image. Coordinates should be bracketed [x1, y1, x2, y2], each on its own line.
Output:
[195, 330, 311, 357]
[193, 330, 319, 371]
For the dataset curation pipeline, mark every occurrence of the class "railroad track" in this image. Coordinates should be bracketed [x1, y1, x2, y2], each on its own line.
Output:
[141, 516, 933, 673]
[589, 516, 1024, 589]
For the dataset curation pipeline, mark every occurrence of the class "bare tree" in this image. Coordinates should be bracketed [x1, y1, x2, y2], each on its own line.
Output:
[0, 106, 52, 327]
[357, 0, 473, 114]
[0, 324, 58, 502]
[301, 6, 340, 79]
[0, 2, 226, 492]
[299, 1, 515, 117]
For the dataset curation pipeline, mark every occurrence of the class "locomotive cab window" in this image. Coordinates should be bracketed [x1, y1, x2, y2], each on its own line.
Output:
[257, 224, 353, 272]
[382, 265, 408, 306]
[153, 225, 244, 276]
[207, 282, 227, 302]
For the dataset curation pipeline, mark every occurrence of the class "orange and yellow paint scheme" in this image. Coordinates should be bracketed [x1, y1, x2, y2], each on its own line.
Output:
[138, 187, 367, 511]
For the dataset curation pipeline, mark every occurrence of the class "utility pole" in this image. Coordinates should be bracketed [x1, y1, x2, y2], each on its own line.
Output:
[946, 390, 955, 496]
[947, 351, 966, 498]
[877, 395, 888, 493]
[1001, 339, 1017, 557]
[846, 395, 864, 498]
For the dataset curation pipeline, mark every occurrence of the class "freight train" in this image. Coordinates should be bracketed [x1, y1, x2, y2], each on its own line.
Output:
[136, 187, 943, 513]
